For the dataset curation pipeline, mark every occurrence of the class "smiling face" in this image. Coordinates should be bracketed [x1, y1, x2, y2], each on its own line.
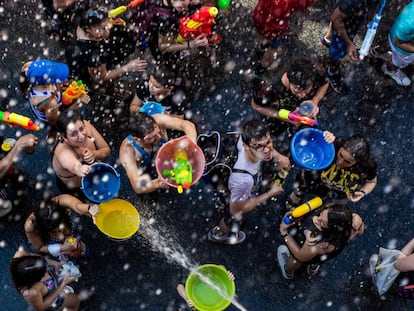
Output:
[336, 147, 356, 168]
[65, 120, 88, 148]
[247, 134, 274, 161]
[87, 20, 111, 40]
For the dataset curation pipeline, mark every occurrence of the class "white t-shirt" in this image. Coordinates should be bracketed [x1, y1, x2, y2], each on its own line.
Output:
[228, 137, 260, 203]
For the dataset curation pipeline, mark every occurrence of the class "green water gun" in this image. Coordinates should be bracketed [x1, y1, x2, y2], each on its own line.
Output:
[162, 157, 193, 194]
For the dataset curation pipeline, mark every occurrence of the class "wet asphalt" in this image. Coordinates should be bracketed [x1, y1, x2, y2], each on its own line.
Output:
[1, 0, 414, 310]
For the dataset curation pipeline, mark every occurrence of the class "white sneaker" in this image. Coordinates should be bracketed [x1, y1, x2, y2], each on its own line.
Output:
[381, 63, 411, 86]
[277, 245, 294, 279]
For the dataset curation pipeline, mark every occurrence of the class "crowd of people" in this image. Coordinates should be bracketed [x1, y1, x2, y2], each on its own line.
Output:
[1, 0, 413, 309]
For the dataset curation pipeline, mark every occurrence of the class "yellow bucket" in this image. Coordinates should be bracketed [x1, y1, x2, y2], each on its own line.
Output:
[95, 199, 140, 240]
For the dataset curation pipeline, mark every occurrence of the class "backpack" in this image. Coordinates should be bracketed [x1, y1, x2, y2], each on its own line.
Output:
[197, 131, 240, 193]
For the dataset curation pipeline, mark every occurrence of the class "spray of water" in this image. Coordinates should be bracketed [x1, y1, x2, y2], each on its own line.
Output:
[137, 216, 248, 311]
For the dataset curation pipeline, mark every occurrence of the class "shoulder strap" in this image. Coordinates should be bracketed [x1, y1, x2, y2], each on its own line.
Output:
[43, 83, 62, 107]
[127, 135, 151, 167]
[231, 168, 255, 178]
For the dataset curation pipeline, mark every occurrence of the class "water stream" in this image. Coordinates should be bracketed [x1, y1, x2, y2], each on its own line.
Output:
[138, 217, 248, 311]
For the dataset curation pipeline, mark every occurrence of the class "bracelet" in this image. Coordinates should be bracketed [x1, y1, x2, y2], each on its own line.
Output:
[88, 203, 93, 211]
[187, 40, 191, 49]
[281, 232, 288, 238]
[360, 190, 367, 197]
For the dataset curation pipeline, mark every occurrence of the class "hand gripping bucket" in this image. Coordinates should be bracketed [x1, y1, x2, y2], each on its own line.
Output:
[185, 264, 236, 311]
[94, 199, 140, 240]
[290, 128, 335, 171]
[81, 163, 121, 203]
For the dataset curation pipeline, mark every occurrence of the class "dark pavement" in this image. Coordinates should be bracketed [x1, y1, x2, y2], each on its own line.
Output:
[1, 0, 414, 310]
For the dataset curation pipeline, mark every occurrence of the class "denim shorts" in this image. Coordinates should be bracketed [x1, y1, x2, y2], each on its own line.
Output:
[389, 35, 414, 68]
[270, 36, 287, 49]
[328, 28, 357, 61]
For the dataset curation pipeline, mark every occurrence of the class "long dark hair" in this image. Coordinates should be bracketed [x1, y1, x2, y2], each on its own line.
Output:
[10, 255, 46, 292]
[321, 204, 352, 246]
[343, 136, 370, 162]
[34, 198, 72, 243]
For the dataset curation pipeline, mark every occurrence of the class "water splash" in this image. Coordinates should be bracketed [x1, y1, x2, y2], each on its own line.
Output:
[137, 216, 248, 311]
[138, 219, 197, 271]
[192, 270, 248, 311]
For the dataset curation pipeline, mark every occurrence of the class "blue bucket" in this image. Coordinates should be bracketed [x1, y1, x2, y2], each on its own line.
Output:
[290, 128, 335, 170]
[81, 163, 120, 203]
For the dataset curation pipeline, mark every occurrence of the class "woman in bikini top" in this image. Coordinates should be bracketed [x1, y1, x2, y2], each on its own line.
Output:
[10, 249, 80, 311]
[51, 110, 111, 190]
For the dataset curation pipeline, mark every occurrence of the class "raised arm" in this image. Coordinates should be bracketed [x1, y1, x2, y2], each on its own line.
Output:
[153, 114, 197, 141]
[119, 141, 168, 194]
[129, 94, 145, 114]
[87, 58, 148, 84]
[0, 134, 37, 179]
[52, 194, 98, 216]
[84, 121, 111, 161]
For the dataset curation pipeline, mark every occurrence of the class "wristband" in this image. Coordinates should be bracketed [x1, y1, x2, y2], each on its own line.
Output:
[187, 40, 190, 49]
[360, 190, 367, 197]
[48, 243, 62, 256]
[281, 233, 288, 238]
[88, 203, 94, 211]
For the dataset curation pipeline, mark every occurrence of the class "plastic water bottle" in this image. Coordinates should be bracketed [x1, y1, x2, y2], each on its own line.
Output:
[298, 102, 314, 117]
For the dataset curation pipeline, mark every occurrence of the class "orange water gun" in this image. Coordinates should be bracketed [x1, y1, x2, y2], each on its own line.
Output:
[176, 6, 220, 44]
[0, 110, 39, 131]
[108, 0, 145, 26]
[61, 80, 87, 105]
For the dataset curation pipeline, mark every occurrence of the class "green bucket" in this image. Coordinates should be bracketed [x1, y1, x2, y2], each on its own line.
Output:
[185, 264, 235, 311]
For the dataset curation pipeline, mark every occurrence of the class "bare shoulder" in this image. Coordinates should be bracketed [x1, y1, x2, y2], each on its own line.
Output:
[24, 213, 36, 232]
[119, 138, 140, 164]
